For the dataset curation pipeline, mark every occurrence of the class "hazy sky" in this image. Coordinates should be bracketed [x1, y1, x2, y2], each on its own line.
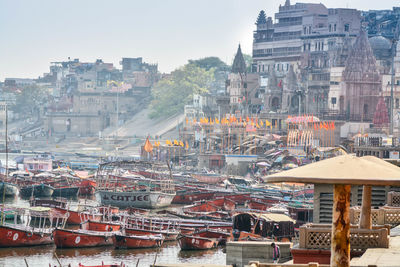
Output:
[0, 0, 399, 80]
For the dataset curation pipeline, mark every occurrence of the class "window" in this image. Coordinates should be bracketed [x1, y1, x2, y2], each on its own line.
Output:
[331, 97, 337, 105]
[309, 26, 312, 34]
[334, 24, 337, 31]
[397, 98, 399, 109]
[304, 27, 307, 34]
[329, 24, 332, 32]
[344, 24, 349, 32]
[287, 64, 289, 71]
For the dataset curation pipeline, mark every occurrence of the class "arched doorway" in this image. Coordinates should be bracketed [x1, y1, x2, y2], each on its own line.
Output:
[271, 97, 280, 111]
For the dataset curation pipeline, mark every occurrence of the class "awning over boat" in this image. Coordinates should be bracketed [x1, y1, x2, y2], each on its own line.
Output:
[247, 212, 296, 223]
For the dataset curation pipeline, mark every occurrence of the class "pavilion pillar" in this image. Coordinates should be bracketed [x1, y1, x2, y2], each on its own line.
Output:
[331, 184, 351, 267]
[359, 185, 372, 229]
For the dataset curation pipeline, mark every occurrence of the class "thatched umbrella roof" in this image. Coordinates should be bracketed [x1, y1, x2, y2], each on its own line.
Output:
[264, 154, 400, 186]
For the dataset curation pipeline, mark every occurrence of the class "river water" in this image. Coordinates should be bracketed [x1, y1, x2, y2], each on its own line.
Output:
[0, 242, 226, 267]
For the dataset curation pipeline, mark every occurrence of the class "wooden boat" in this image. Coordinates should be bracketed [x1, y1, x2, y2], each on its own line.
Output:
[0, 207, 68, 247]
[78, 179, 97, 196]
[53, 228, 114, 248]
[81, 220, 122, 232]
[223, 193, 251, 205]
[0, 182, 19, 197]
[125, 227, 179, 241]
[20, 183, 54, 198]
[246, 199, 271, 211]
[0, 224, 53, 247]
[172, 191, 216, 204]
[113, 234, 164, 249]
[54, 207, 103, 225]
[52, 186, 80, 198]
[191, 173, 226, 184]
[177, 234, 217, 250]
[96, 189, 175, 209]
[184, 202, 219, 213]
[194, 229, 232, 245]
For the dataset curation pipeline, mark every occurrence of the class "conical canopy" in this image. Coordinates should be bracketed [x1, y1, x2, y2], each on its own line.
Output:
[264, 155, 400, 186]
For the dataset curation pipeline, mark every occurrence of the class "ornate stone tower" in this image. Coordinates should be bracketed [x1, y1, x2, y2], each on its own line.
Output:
[342, 30, 381, 121]
[282, 65, 300, 113]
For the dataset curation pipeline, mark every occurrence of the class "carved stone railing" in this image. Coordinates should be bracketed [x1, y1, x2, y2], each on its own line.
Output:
[299, 224, 389, 253]
[350, 206, 400, 226]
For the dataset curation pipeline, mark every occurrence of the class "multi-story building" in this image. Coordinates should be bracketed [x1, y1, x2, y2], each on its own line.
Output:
[253, 1, 361, 115]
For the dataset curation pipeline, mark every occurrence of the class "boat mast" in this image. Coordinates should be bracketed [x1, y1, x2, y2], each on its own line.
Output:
[1, 104, 8, 225]
[5, 104, 8, 182]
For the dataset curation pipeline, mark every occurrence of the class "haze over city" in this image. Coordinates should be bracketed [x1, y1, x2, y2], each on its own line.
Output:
[0, 0, 399, 80]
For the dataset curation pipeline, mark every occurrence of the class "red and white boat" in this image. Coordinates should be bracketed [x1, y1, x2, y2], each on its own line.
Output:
[177, 234, 217, 250]
[0, 207, 68, 247]
[113, 234, 163, 249]
[54, 207, 103, 225]
[0, 224, 53, 247]
[53, 228, 114, 248]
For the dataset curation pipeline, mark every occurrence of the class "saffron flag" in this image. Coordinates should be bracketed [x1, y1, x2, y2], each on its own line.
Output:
[185, 141, 189, 150]
[174, 140, 178, 146]
[265, 120, 271, 127]
[179, 141, 184, 147]
[166, 140, 172, 146]
[144, 137, 153, 153]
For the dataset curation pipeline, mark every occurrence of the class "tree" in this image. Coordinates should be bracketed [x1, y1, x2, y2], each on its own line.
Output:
[189, 57, 229, 72]
[13, 84, 48, 117]
[149, 63, 215, 119]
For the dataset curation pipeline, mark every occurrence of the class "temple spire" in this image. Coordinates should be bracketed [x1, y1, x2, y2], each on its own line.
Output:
[232, 44, 246, 74]
[285, 0, 290, 6]
[256, 10, 267, 25]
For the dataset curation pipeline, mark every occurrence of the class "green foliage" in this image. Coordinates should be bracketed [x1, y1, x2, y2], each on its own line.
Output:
[149, 63, 215, 119]
[189, 57, 229, 71]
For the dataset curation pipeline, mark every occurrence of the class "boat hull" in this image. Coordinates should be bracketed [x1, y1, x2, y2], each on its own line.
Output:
[125, 228, 178, 241]
[0, 225, 52, 247]
[53, 228, 114, 248]
[177, 234, 217, 250]
[113, 234, 163, 249]
[52, 187, 80, 198]
[95, 191, 175, 209]
[81, 220, 121, 232]
[0, 182, 19, 197]
[20, 184, 54, 198]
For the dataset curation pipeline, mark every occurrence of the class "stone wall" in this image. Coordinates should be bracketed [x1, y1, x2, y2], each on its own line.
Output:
[226, 241, 292, 267]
